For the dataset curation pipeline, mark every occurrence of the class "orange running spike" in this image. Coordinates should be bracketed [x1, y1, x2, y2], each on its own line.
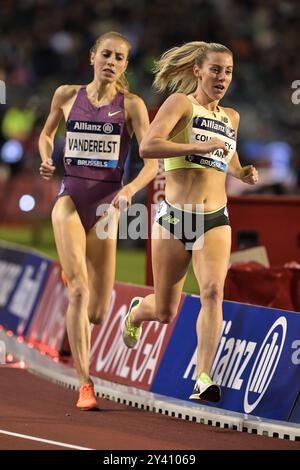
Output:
[76, 384, 98, 411]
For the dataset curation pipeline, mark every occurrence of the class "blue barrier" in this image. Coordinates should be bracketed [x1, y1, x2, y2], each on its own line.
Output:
[0, 244, 51, 336]
[1, 241, 300, 424]
[152, 296, 300, 422]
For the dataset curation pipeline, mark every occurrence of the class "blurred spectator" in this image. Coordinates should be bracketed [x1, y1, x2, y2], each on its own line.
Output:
[227, 140, 297, 195]
[0, 0, 299, 193]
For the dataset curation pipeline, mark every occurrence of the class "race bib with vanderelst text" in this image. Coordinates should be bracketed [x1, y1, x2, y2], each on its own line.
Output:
[64, 120, 121, 169]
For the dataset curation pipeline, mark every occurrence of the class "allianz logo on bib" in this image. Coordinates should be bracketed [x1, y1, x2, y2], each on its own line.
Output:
[186, 317, 287, 413]
[103, 123, 114, 133]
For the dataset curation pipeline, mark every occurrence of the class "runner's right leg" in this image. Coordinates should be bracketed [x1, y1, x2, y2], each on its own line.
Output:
[52, 196, 91, 386]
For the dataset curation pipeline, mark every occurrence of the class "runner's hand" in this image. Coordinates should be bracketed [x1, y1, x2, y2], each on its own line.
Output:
[240, 165, 259, 185]
[39, 159, 56, 180]
[198, 138, 228, 156]
[111, 184, 134, 211]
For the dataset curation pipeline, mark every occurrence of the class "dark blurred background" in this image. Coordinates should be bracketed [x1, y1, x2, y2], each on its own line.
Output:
[0, 0, 300, 244]
[1, 0, 300, 189]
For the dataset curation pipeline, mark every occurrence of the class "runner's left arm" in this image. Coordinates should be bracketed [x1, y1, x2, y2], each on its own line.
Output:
[111, 95, 158, 209]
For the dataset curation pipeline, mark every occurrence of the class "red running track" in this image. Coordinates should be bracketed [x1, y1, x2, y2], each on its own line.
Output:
[0, 368, 299, 450]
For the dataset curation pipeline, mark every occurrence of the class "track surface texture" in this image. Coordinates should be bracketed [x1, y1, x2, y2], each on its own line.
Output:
[0, 368, 299, 450]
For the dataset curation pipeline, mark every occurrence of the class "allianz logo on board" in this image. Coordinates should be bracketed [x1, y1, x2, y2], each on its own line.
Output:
[242, 317, 287, 413]
[185, 316, 288, 413]
[213, 317, 287, 413]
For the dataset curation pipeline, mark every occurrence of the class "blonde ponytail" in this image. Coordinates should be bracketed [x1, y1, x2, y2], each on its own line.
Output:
[153, 41, 232, 94]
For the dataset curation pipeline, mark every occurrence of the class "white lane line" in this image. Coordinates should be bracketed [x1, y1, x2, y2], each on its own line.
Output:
[0, 429, 93, 450]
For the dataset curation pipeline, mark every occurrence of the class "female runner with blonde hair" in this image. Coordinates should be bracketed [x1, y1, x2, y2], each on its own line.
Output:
[122, 41, 258, 402]
[39, 31, 157, 409]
